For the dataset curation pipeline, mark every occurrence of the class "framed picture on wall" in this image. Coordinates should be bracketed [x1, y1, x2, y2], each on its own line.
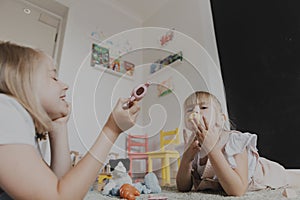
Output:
[108, 58, 135, 77]
[91, 43, 135, 79]
[91, 43, 109, 68]
[122, 61, 135, 76]
[157, 77, 173, 97]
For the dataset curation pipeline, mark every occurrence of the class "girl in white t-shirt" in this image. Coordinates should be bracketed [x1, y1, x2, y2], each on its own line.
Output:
[0, 41, 140, 199]
[176, 91, 300, 196]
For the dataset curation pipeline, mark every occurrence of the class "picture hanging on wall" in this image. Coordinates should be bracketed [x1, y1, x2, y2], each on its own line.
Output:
[122, 61, 135, 76]
[108, 58, 135, 77]
[159, 28, 175, 46]
[150, 51, 183, 74]
[91, 43, 135, 78]
[91, 43, 109, 68]
[157, 77, 173, 97]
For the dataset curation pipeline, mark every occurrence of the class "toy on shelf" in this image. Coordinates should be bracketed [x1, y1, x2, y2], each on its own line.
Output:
[119, 183, 140, 200]
[122, 81, 151, 109]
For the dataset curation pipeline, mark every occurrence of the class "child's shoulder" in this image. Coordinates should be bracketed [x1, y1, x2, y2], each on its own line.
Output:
[0, 93, 21, 107]
[0, 93, 33, 124]
[228, 130, 258, 140]
[224, 130, 258, 153]
[0, 93, 36, 145]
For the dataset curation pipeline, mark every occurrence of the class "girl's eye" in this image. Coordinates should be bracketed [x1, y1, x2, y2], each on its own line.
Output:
[186, 108, 193, 112]
[201, 106, 208, 109]
[52, 77, 58, 81]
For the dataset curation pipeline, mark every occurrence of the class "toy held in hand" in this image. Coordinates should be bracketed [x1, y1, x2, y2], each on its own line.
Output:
[189, 112, 201, 123]
[122, 81, 151, 109]
[119, 183, 140, 200]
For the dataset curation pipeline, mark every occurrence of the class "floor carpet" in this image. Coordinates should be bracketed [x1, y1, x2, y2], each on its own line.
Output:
[85, 186, 300, 200]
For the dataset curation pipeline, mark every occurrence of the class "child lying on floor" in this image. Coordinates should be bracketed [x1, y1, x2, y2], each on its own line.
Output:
[176, 91, 300, 196]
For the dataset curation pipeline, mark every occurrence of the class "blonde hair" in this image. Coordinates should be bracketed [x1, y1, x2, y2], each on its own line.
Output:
[0, 41, 51, 139]
[184, 91, 230, 130]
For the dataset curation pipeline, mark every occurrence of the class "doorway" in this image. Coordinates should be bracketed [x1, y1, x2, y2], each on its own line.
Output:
[0, 0, 67, 63]
[0, 0, 68, 164]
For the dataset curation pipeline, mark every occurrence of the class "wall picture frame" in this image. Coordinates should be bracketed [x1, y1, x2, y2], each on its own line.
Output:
[91, 43, 109, 68]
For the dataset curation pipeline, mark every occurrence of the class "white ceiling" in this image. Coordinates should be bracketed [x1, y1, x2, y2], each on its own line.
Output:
[108, 0, 170, 22]
[25, 0, 68, 17]
[52, 0, 170, 22]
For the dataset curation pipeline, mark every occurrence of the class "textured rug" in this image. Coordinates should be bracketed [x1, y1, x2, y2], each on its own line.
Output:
[84, 186, 300, 200]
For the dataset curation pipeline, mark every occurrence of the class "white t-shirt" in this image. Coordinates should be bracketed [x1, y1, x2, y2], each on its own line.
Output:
[0, 94, 39, 151]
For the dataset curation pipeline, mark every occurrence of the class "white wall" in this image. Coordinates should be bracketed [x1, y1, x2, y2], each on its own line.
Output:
[141, 1, 227, 138]
[140, 0, 227, 173]
[57, 0, 227, 175]
[58, 0, 143, 159]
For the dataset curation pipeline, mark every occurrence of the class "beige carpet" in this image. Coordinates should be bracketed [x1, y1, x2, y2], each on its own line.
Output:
[84, 186, 300, 200]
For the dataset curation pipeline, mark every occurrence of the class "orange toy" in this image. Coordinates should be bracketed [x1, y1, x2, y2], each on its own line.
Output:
[119, 183, 140, 200]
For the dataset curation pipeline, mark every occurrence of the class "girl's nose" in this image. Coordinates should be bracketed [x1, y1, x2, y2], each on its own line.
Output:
[193, 105, 200, 113]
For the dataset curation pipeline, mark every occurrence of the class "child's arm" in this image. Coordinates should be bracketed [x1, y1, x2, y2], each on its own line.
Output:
[0, 98, 140, 200]
[48, 102, 72, 179]
[209, 146, 248, 196]
[176, 138, 201, 192]
[192, 117, 248, 196]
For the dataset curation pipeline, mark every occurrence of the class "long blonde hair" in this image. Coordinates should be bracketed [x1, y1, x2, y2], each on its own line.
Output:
[0, 41, 51, 138]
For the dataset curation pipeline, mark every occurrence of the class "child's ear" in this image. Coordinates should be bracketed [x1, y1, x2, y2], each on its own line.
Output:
[216, 113, 226, 127]
[221, 113, 227, 123]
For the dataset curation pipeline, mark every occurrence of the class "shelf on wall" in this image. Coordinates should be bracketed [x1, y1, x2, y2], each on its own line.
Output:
[148, 51, 183, 78]
[92, 65, 134, 81]
[148, 59, 182, 79]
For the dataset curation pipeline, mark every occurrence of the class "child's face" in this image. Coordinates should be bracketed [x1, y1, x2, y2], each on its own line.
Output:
[184, 97, 217, 131]
[36, 56, 69, 120]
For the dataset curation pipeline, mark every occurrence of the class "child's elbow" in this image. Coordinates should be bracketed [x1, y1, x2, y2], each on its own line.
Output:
[226, 185, 247, 197]
[227, 190, 246, 197]
[177, 186, 191, 193]
[176, 178, 192, 192]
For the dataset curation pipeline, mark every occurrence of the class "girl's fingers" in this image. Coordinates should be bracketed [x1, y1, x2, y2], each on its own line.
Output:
[183, 129, 188, 145]
[192, 140, 201, 151]
[129, 101, 140, 114]
[131, 108, 141, 121]
[193, 118, 203, 133]
[202, 116, 209, 130]
[119, 97, 129, 104]
[190, 119, 200, 133]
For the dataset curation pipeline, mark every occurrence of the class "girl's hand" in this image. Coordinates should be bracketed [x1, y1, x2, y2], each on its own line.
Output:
[182, 136, 201, 162]
[49, 102, 71, 136]
[190, 116, 221, 157]
[105, 98, 140, 135]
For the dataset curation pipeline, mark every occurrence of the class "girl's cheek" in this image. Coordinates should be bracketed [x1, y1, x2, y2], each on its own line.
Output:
[184, 116, 193, 131]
